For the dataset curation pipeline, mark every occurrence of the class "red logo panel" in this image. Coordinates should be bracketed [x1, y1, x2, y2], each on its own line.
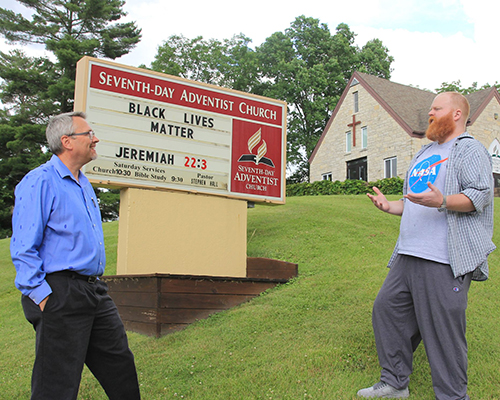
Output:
[231, 120, 282, 198]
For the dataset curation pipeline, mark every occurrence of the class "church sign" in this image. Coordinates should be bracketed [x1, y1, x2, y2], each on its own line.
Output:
[74, 57, 287, 204]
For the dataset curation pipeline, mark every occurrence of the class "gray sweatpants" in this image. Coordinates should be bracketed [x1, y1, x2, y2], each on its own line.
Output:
[372, 254, 472, 400]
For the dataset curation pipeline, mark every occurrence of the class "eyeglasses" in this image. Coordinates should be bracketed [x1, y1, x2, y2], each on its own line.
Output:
[67, 130, 95, 140]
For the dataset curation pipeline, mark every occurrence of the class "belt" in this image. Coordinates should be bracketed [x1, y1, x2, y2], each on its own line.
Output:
[49, 270, 100, 284]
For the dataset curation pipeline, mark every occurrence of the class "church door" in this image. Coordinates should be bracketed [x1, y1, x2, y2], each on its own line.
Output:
[346, 157, 367, 181]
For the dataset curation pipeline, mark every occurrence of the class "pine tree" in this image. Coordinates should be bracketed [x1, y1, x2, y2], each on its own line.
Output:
[0, 0, 142, 235]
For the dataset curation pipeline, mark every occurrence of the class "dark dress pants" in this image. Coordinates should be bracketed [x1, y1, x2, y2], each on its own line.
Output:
[22, 273, 141, 400]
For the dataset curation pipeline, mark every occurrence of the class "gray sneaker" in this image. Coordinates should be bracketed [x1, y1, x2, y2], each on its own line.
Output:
[357, 381, 409, 398]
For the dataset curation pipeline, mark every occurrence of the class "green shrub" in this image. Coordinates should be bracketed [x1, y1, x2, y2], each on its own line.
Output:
[341, 179, 369, 195]
[368, 177, 404, 196]
[287, 177, 403, 197]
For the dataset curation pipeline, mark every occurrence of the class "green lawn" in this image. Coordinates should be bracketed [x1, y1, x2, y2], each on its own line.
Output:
[1, 195, 499, 399]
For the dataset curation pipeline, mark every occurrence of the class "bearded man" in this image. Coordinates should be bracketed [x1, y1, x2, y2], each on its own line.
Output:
[358, 92, 495, 399]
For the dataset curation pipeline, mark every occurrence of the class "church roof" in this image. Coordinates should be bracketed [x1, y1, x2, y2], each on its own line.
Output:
[467, 87, 499, 123]
[354, 71, 435, 136]
[309, 71, 500, 163]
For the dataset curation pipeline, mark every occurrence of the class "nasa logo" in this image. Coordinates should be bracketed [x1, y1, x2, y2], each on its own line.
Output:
[408, 155, 447, 194]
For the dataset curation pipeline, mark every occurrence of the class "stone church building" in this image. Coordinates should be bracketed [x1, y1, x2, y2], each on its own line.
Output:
[309, 71, 500, 188]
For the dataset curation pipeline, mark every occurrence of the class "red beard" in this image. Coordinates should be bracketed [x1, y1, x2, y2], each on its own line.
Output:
[426, 111, 455, 142]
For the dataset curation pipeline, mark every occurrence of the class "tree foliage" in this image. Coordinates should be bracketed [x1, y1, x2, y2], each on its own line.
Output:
[97, 188, 121, 221]
[151, 33, 258, 93]
[0, 0, 141, 235]
[436, 80, 500, 94]
[0, 0, 141, 112]
[0, 105, 50, 237]
[255, 17, 393, 181]
[150, 16, 394, 183]
[0, 49, 59, 124]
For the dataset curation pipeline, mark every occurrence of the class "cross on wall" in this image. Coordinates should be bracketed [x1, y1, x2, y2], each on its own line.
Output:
[348, 114, 361, 146]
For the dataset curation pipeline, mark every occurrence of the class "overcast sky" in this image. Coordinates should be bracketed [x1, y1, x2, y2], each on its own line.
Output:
[1, 0, 499, 91]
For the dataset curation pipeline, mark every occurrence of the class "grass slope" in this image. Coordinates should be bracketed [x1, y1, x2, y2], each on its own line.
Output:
[1, 195, 499, 399]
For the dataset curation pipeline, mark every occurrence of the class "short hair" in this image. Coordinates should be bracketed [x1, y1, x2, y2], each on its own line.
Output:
[447, 92, 470, 122]
[46, 111, 87, 154]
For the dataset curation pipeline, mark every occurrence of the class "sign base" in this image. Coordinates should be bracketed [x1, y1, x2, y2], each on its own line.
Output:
[117, 188, 247, 277]
[103, 257, 298, 337]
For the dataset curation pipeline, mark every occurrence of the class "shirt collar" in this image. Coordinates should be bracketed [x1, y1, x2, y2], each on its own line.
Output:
[457, 131, 474, 140]
[50, 154, 89, 186]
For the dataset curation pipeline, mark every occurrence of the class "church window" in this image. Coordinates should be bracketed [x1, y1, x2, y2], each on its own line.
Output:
[354, 92, 359, 113]
[346, 131, 352, 152]
[361, 126, 367, 149]
[384, 157, 397, 178]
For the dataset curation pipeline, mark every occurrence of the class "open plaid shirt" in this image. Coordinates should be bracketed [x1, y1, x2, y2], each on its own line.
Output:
[389, 132, 495, 281]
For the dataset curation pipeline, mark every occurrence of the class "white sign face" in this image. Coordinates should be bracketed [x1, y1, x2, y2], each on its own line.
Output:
[75, 57, 287, 203]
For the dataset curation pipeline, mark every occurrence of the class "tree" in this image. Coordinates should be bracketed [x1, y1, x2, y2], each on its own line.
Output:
[151, 33, 258, 92]
[0, 0, 141, 113]
[358, 38, 395, 78]
[0, 49, 60, 124]
[436, 80, 499, 94]
[0, 0, 142, 235]
[256, 17, 393, 181]
[0, 50, 55, 236]
[0, 107, 49, 237]
[97, 188, 121, 221]
[149, 17, 394, 182]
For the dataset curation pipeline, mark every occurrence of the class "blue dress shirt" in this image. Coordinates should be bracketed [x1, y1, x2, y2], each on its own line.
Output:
[11, 154, 106, 304]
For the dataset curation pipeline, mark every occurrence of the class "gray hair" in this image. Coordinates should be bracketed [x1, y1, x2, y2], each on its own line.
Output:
[46, 111, 87, 154]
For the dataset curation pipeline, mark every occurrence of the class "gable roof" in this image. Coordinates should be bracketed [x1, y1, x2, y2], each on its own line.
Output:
[467, 87, 500, 124]
[309, 71, 499, 163]
[355, 72, 435, 136]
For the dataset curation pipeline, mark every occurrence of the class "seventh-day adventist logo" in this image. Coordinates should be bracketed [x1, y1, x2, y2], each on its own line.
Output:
[408, 155, 448, 193]
[237, 128, 275, 167]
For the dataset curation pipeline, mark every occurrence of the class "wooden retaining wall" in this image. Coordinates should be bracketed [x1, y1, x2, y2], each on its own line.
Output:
[102, 257, 298, 337]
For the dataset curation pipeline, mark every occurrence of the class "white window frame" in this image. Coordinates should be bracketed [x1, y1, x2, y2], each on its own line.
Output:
[384, 157, 397, 178]
[322, 172, 332, 181]
[346, 131, 352, 153]
[353, 91, 359, 113]
[361, 126, 367, 149]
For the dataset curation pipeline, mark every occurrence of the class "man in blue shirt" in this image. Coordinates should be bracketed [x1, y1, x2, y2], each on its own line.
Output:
[359, 92, 495, 399]
[11, 112, 141, 399]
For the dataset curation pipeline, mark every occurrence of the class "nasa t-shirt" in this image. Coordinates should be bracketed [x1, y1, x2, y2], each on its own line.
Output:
[398, 138, 457, 264]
